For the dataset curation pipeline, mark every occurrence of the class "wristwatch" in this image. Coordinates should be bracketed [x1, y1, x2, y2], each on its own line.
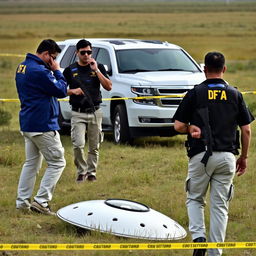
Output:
[95, 69, 100, 73]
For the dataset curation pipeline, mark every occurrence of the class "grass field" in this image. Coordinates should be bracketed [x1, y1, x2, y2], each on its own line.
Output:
[0, 1, 256, 256]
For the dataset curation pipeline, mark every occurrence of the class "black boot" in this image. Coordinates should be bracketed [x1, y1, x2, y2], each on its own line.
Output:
[193, 237, 206, 256]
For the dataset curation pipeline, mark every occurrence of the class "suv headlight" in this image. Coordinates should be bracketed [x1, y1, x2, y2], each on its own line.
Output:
[131, 87, 156, 105]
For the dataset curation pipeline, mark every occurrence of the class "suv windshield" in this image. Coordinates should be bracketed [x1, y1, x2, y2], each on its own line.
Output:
[116, 49, 200, 73]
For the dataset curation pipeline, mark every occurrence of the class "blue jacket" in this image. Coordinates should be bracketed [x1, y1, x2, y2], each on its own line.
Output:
[15, 53, 67, 132]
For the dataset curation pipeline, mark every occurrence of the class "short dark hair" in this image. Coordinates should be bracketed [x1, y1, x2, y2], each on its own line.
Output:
[36, 39, 61, 54]
[76, 39, 92, 51]
[204, 52, 225, 73]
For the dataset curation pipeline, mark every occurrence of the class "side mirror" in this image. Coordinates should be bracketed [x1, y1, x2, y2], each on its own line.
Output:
[104, 64, 109, 72]
[104, 64, 112, 76]
[199, 63, 205, 71]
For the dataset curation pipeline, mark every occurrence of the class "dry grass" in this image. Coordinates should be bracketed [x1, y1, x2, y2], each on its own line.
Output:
[0, 2, 256, 256]
[0, 9, 256, 60]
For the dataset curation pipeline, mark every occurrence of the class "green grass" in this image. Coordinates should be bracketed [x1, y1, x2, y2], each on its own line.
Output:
[0, 2, 256, 256]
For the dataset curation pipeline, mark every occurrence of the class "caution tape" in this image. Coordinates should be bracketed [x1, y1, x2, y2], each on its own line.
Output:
[0, 95, 183, 103]
[0, 242, 256, 250]
[0, 99, 20, 103]
[0, 51, 255, 101]
[0, 91, 256, 103]
[0, 53, 25, 58]
[241, 91, 256, 95]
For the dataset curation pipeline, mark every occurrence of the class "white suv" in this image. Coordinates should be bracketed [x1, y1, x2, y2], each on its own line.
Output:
[57, 38, 205, 143]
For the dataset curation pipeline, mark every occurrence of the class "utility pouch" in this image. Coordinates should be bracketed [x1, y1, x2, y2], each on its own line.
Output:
[185, 178, 190, 193]
[185, 140, 190, 154]
[99, 131, 104, 143]
[227, 184, 234, 202]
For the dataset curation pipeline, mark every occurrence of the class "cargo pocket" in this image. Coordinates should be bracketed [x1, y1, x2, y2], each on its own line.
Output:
[46, 145, 65, 161]
[99, 131, 104, 143]
[227, 184, 234, 202]
[185, 178, 191, 193]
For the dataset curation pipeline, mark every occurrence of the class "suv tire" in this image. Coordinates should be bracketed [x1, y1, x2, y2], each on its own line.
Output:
[113, 104, 131, 144]
[58, 109, 70, 135]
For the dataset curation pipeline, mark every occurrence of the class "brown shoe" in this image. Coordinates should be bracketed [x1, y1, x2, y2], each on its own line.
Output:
[87, 174, 96, 182]
[76, 174, 86, 183]
[30, 200, 56, 216]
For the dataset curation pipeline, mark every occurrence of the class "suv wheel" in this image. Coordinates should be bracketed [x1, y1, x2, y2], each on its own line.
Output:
[58, 109, 70, 135]
[113, 104, 131, 144]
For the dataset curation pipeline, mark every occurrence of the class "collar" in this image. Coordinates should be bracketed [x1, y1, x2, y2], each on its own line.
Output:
[205, 78, 228, 85]
[26, 53, 50, 69]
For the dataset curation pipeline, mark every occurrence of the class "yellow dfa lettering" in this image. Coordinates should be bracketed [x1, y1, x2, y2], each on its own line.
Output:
[220, 90, 227, 100]
[208, 90, 227, 100]
[208, 90, 214, 99]
[214, 90, 219, 99]
[208, 90, 220, 99]
[17, 64, 26, 74]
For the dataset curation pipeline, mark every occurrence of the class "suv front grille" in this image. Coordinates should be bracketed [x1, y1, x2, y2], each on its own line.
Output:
[161, 99, 182, 105]
[156, 88, 189, 107]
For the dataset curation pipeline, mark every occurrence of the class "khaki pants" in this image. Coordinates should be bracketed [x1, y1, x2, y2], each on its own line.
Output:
[16, 131, 66, 208]
[71, 109, 103, 176]
[186, 152, 236, 256]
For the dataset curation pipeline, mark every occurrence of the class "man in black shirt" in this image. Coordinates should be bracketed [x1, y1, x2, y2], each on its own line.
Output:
[174, 52, 254, 256]
[64, 39, 112, 183]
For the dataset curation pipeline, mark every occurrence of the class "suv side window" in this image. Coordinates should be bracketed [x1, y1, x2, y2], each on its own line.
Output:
[58, 44, 65, 51]
[95, 48, 112, 75]
[60, 46, 76, 68]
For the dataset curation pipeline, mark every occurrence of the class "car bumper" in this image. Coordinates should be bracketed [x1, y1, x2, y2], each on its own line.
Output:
[127, 103, 177, 127]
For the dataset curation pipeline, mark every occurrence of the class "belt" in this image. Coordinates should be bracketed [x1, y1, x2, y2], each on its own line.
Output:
[72, 106, 100, 113]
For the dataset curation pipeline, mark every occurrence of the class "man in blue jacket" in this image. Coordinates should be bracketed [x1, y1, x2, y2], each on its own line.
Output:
[15, 39, 68, 215]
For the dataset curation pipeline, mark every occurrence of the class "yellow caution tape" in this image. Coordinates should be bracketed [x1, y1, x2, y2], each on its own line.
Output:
[241, 91, 256, 95]
[0, 95, 183, 103]
[0, 99, 20, 103]
[0, 50, 255, 102]
[0, 242, 256, 250]
[0, 53, 25, 58]
[1, 53, 256, 97]
[1, 91, 256, 103]
[102, 94, 185, 101]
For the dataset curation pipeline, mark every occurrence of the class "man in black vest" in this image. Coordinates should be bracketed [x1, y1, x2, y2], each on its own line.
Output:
[174, 52, 254, 256]
[64, 39, 112, 183]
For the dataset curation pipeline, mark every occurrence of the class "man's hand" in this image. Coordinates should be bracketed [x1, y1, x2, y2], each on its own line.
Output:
[89, 58, 112, 91]
[236, 124, 251, 176]
[89, 58, 98, 71]
[67, 88, 84, 96]
[174, 121, 201, 137]
[188, 125, 201, 138]
[49, 57, 60, 71]
[236, 156, 247, 176]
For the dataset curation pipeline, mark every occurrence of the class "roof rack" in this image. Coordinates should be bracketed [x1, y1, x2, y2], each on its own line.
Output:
[140, 40, 163, 44]
[105, 40, 126, 45]
[104, 39, 164, 46]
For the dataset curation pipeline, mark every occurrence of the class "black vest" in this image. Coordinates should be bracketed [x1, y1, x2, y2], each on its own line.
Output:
[186, 81, 240, 162]
[69, 63, 102, 108]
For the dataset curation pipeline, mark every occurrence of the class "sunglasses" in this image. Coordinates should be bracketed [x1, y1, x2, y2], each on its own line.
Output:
[79, 50, 92, 56]
[48, 52, 57, 60]
[50, 55, 57, 60]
